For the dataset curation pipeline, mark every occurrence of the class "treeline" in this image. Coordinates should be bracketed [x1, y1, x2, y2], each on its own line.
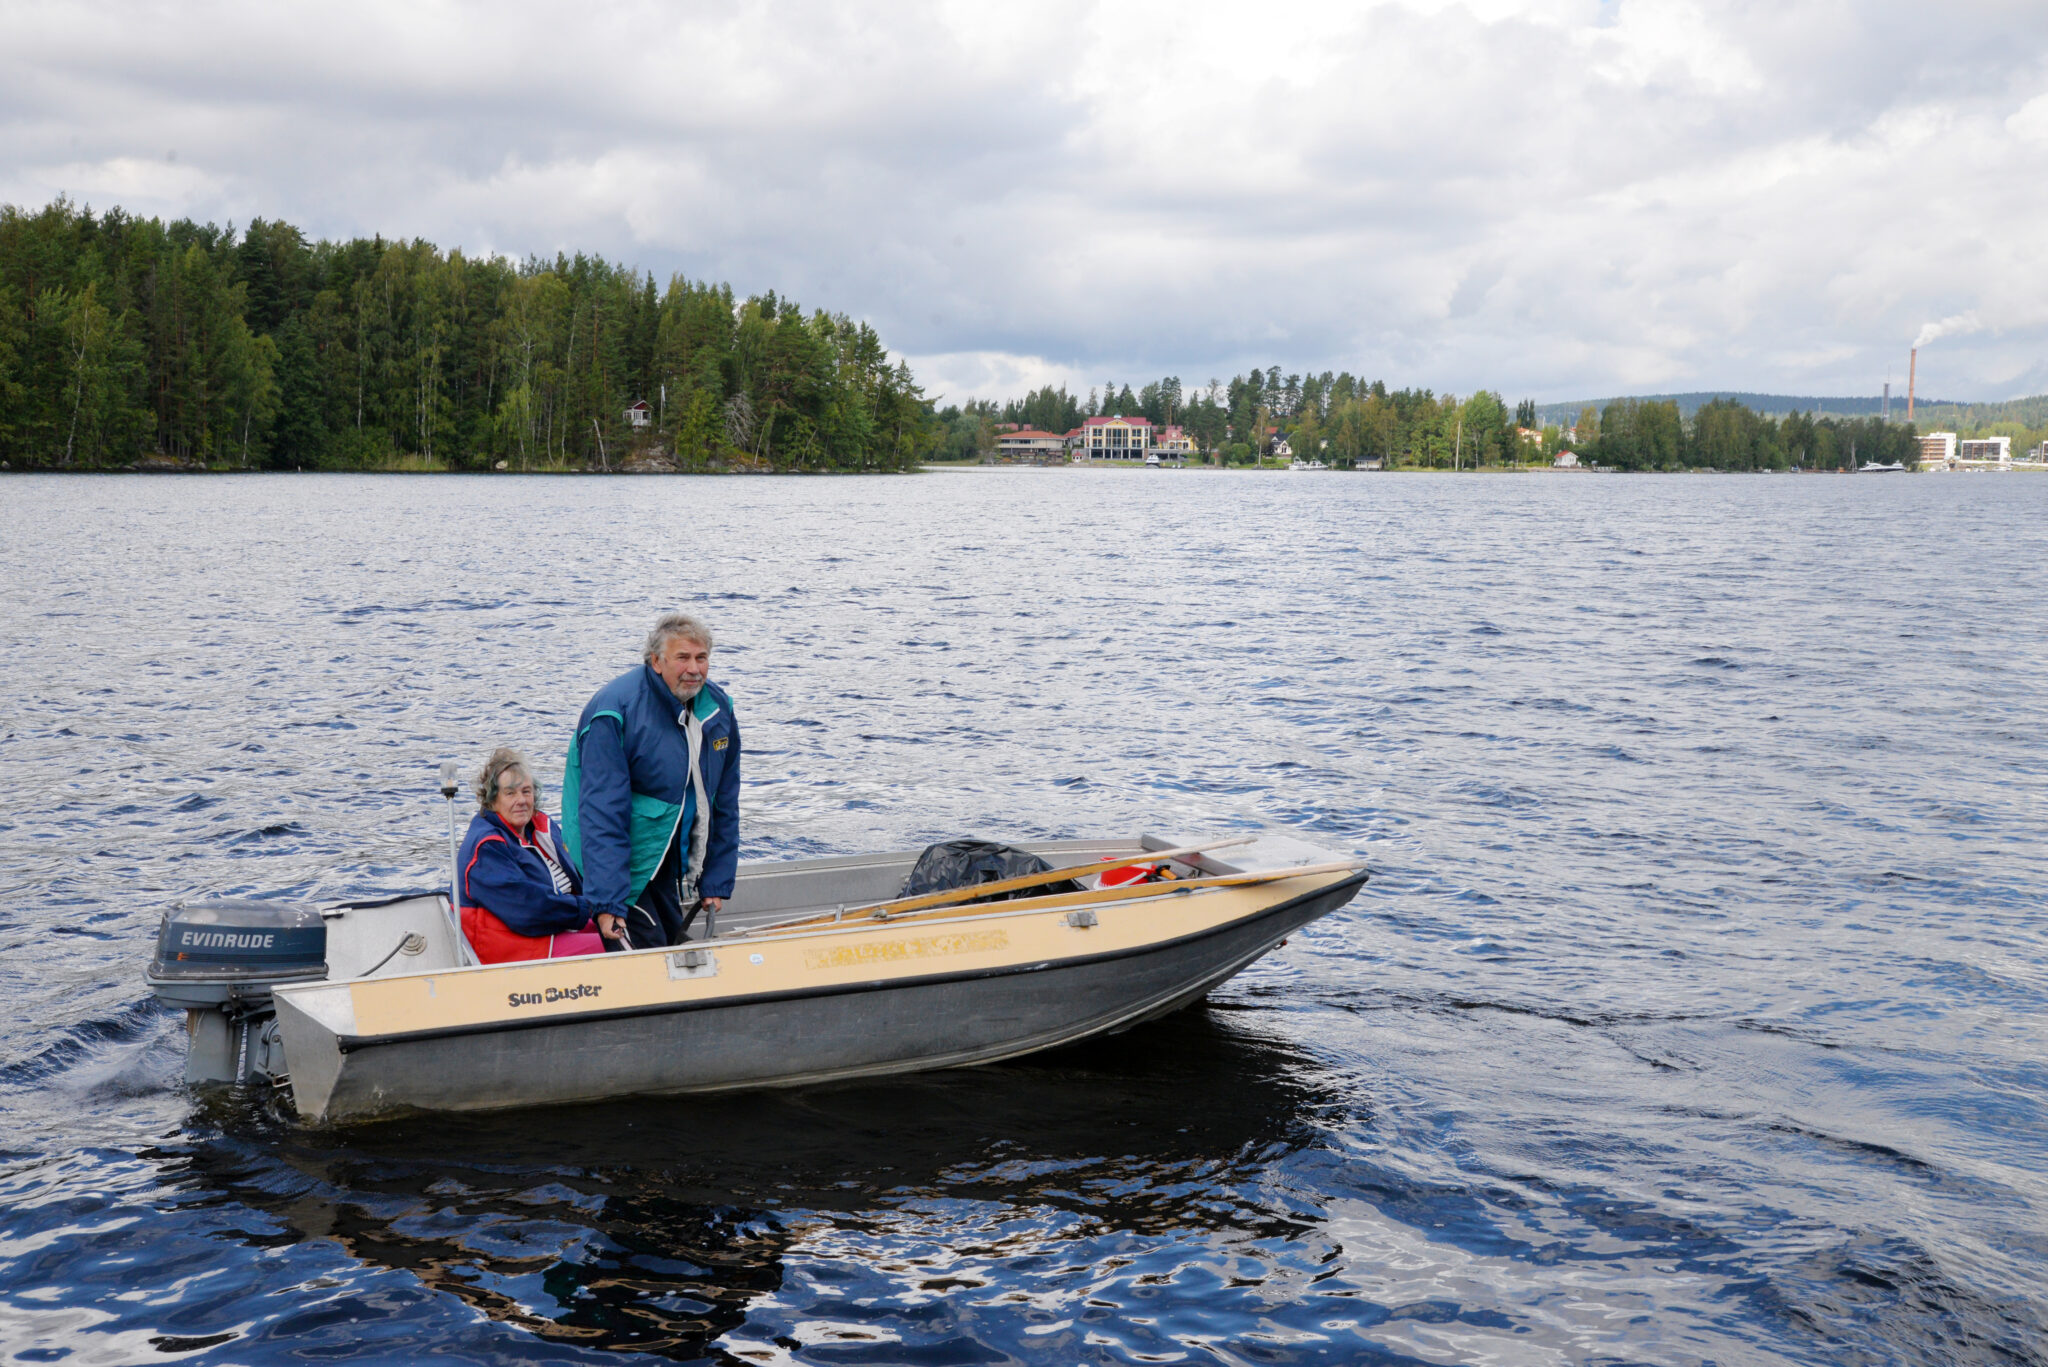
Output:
[0, 199, 934, 471]
[951, 368, 1928, 470]
[1595, 398, 1919, 471]
[941, 370, 1564, 466]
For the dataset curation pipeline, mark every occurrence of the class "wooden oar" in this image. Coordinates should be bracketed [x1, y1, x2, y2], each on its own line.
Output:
[748, 858, 1366, 937]
[858, 836, 1256, 920]
[754, 837, 1256, 935]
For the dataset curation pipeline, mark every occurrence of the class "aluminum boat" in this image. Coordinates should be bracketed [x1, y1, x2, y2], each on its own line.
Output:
[147, 835, 1367, 1123]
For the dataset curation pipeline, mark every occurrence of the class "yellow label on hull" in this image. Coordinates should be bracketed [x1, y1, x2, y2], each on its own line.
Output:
[803, 929, 1009, 971]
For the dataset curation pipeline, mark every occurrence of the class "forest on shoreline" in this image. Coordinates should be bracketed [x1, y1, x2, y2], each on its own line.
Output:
[0, 200, 934, 472]
[0, 198, 2001, 476]
[940, 373, 1931, 472]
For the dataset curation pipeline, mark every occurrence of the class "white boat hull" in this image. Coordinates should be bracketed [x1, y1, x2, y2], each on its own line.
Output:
[185, 835, 1368, 1124]
[275, 869, 1360, 1122]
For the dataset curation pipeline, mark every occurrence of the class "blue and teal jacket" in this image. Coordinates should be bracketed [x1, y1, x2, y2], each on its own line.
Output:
[457, 809, 592, 937]
[561, 665, 740, 916]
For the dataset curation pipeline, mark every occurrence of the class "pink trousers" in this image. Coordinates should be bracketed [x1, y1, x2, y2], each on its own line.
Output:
[549, 923, 608, 958]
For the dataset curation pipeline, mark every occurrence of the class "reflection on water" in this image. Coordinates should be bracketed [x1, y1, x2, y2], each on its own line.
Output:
[149, 1009, 1334, 1360]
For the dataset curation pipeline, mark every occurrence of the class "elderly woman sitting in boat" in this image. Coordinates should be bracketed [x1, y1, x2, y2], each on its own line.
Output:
[458, 748, 625, 962]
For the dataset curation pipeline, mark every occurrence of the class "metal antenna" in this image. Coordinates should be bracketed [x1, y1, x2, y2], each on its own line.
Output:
[439, 760, 476, 965]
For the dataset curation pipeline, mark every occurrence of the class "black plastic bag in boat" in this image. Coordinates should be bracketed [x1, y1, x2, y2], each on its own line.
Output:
[898, 840, 1084, 903]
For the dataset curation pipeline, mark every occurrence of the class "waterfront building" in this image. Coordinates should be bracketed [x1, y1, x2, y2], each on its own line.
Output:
[1154, 425, 1197, 458]
[1958, 436, 2011, 464]
[1554, 450, 1580, 468]
[625, 399, 652, 429]
[1918, 432, 1958, 470]
[1076, 415, 1153, 462]
[995, 429, 1068, 463]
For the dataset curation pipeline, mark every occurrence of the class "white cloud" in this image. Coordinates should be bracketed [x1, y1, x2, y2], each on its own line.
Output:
[3, 0, 2046, 402]
[2010, 90, 2048, 142]
[904, 351, 1096, 408]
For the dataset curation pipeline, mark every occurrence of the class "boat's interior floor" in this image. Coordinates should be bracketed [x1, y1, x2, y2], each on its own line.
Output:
[318, 834, 1332, 983]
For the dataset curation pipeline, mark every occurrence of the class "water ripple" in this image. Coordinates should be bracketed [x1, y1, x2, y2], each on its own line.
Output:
[0, 471, 2045, 1364]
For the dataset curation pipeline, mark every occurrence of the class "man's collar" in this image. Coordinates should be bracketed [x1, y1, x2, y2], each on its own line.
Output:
[644, 662, 714, 717]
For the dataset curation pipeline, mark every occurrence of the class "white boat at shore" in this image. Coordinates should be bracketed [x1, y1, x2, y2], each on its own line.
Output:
[147, 835, 1366, 1123]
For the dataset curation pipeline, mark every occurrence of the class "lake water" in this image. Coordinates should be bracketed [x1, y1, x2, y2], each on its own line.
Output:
[2, 469, 2045, 1365]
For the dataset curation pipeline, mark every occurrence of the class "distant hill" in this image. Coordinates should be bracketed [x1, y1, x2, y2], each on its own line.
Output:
[1534, 393, 1962, 424]
[1900, 394, 2048, 433]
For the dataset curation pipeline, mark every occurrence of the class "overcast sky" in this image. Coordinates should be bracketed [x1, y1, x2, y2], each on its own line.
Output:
[5, 0, 2046, 405]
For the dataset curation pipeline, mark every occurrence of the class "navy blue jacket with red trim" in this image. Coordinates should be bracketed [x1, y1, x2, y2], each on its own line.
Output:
[457, 809, 593, 937]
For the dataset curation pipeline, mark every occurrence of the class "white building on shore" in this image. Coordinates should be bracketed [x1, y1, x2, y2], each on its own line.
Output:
[1918, 432, 1958, 470]
[1921, 433, 2026, 471]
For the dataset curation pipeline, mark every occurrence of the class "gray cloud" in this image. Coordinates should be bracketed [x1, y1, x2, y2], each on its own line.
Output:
[4, 0, 2046, 402]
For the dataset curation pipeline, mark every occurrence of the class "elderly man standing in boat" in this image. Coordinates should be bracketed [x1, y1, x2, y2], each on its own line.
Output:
[562, 611, 741, 948]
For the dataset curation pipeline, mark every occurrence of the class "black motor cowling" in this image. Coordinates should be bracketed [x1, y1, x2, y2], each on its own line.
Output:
[145, 898, 328, 1010]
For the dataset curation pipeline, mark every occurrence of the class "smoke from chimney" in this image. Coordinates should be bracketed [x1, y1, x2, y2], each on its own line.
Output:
[1907, 312, 1980, 423]
[1913, 312, 1982, 350]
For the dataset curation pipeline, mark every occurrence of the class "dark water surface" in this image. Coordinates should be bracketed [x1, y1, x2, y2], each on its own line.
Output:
[2, 470, 2045, 1365]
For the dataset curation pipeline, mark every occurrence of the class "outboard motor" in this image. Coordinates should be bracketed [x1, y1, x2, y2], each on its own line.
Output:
[145, 899, 327, 1084]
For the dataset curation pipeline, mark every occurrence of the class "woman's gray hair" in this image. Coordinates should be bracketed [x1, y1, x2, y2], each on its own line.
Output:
[475, 747, 534, 810]
[643, 610, 714, 663]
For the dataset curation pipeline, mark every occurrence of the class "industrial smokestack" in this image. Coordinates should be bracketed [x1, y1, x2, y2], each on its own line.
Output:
[1908, 348, 1917, 422]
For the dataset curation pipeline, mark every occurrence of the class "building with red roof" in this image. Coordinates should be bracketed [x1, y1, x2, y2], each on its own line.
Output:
[1075, 414, 1154, 463]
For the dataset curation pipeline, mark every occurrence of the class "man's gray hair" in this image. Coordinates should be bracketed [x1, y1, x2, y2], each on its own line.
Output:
[643, 610, 715, 663]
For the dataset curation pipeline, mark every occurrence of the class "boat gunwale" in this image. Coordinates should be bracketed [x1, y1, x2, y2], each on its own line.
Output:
[721, 861, 1362, 941]
[315, 858, 1360, 982]
[322, 869, 1367, 1056]
[309, 837, 1187, 935]
[312, 839, 1150, 921]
